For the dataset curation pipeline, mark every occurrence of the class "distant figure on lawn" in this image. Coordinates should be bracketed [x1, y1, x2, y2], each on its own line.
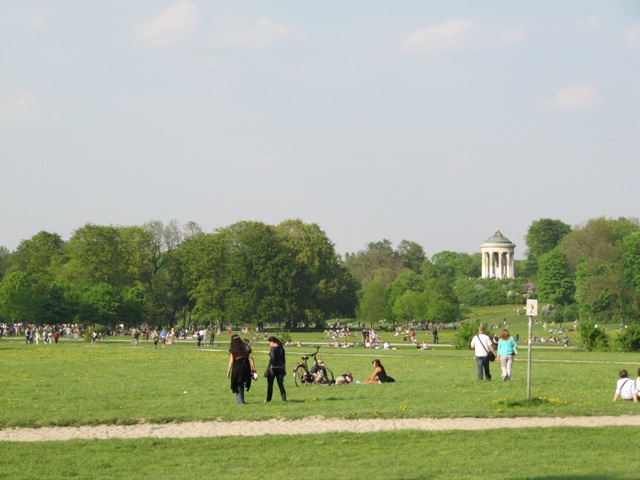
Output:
[470, 325, 496, 381]
[613, 369, 638, 403]
[365, 359, 395, 384]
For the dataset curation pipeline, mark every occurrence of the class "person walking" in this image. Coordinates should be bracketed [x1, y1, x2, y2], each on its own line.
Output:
[227, 335, 257, 404]
[470, 325, 496, 381]
[497, 329, 517, 381]
[160, 328, 168, 349]
[265, 336, 287, 402]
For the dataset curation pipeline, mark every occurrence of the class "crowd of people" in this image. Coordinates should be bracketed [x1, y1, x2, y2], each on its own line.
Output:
[4, 320, 637, 408]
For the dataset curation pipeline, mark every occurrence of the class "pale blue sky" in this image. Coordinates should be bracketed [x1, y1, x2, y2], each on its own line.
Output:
[1, 1, 639, 258]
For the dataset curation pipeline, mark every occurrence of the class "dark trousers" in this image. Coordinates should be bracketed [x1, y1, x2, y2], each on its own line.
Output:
[476, 356, 492, 380]
[266, 372, 287, 401]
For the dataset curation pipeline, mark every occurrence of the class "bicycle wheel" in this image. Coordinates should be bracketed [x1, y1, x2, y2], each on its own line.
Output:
[319, 367, 334, 385]
[294, 365, 310, 387]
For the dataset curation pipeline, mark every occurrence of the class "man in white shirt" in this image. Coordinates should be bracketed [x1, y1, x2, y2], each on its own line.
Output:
[613, 369, 638, 402]
[470, 325, 496, 381]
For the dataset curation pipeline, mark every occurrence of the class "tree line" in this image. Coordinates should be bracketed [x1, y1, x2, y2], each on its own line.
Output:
[1, 216, 640, 335]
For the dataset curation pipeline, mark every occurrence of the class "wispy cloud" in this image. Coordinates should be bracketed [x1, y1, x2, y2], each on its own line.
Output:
[625, 25, 640, 49]
[403, 19, 524, 55]
[541, 84, 603, 112]
[206, 16, 302, 50]
[134, 0, 197, 48]
[580, 14, 601, 29]
[28, 9, 51, 28]
[0, 92, 37, 125]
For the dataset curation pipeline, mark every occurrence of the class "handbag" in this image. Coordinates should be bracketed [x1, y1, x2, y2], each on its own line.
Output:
[477, 335, 495, 362]
[264, 365, 274, 378]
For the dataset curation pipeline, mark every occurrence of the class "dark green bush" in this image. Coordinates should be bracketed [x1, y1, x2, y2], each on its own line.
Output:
[616, 323, 640, 352]
[577, 320, 610, 351]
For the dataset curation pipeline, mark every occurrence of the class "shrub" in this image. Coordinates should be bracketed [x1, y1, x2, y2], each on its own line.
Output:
[278, 331, 292, 344]
[577, 321, 610, 351]
[616, 323, 640, 352]
[453, 319, 493, 350]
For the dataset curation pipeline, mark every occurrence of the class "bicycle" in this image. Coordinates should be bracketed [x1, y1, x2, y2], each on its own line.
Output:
[293, 346, 334, 386]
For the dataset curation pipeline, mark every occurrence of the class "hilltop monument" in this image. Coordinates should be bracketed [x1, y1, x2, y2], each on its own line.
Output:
[481, 229, 515, 279]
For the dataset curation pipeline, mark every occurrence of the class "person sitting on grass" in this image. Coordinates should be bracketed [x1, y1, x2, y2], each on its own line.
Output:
[311, 358, 327, 383]
[613, 369, 638, 403]
[365, 359, 395, 384]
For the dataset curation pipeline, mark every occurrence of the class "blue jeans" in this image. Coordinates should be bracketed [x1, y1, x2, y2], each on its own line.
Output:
[266, 372, 287, 402]
[476, 356, 492, 380]
[235, 382, 246, 404]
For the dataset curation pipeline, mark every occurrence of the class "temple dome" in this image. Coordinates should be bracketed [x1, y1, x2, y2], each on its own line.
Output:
[483, 229, 514, 246]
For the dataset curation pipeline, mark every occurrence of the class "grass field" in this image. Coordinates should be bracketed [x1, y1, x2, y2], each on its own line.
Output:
[1, 307, 638, 479]
[1, 427, 638, 479]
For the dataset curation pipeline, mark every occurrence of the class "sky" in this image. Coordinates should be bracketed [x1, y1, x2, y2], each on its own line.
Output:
[1, 1, 639, 259]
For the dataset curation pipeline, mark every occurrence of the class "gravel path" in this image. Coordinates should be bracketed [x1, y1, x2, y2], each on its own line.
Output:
[2, 415, 639, 442]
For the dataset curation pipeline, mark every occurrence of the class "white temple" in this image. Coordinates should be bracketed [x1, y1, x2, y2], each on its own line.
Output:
[481, 229, 515, 279]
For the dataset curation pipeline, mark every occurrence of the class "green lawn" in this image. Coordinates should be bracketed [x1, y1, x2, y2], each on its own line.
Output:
[1, 427, 639, 479]
[1, 317, 638, 480]
[1, 329, 638, 427]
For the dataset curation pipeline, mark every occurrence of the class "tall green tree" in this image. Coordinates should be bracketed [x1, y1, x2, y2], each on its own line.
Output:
[423, 276, 459, 321]
[344, 239, 405, 289]
[392, 290, 425, 323]
[78, 283, 122, 327]
[179, 231, 230, 323]
[623, 232, 640, 316]
[11, 231, 64, 287]
[525, 219, 571, 273]
[222, 221, 293, 327]
[536, 248, 574, 305]
[275, 219, 357, 326]
[385, 271, 423, 325]
[396, 240, 426, 273]
[34, 284, 76, 325]
[0, 246, 12, 280]
[356, 277, 387, 326]
[560, 217, 639, 319]
[58, 224, 128, 287]
[431, 251, 480, 278]
[0, 271, 36, 322]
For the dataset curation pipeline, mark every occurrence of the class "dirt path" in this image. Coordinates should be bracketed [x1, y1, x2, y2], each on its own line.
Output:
[2, 415, 639, 442]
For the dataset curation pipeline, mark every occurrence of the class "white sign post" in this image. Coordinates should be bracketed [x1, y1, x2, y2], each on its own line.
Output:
[526, 299, 538, 400]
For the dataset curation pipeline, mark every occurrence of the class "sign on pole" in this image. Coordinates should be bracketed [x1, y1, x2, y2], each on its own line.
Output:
[525, 299, 537, 400]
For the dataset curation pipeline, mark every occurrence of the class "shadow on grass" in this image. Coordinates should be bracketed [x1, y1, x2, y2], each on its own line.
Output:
[533, 477, 621, 480]
[499, 396, 569, 408]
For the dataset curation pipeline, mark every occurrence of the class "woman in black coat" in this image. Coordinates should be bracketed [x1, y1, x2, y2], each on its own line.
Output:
[265, 336, 287, 402]
[227, 335, 257, 404]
